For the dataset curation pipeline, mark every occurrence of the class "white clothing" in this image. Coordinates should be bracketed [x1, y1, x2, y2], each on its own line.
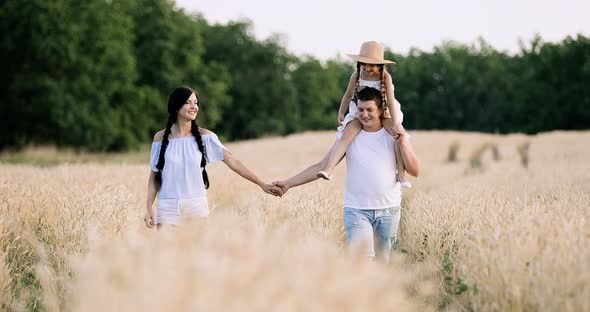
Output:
[344, 127, 402, 209]
[156, 197, 209, 225]
[150, 133, 227, 200]
[337, 78, 403, 139]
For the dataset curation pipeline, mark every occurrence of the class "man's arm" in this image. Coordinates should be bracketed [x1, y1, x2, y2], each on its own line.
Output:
[394, 126, 420, 177]
[274, 143, 345, 194]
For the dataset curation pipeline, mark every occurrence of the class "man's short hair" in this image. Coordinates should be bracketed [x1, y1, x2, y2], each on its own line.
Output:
[357, 87, 382, 107]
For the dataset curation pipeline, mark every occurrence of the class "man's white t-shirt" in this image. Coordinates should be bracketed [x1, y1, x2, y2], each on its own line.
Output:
[344, 127, 401, 209]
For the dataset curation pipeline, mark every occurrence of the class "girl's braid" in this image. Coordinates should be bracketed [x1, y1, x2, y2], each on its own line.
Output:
[353, 62, 361, 102]
[379, 65, 387, 109]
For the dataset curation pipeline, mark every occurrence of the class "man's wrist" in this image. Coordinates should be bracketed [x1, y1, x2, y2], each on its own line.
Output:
[398, 134, 409, 145]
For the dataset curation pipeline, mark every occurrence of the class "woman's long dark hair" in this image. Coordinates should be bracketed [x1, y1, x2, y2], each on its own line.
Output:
[154, 86, 209, 191]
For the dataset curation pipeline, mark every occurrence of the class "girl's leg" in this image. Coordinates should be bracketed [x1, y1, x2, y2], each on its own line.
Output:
[394, 143, 411, 188]
[318, 119, 362, 180]
[382, 119, 411, 188]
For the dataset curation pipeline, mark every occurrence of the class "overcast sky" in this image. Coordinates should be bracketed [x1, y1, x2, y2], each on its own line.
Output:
[176, 0, 590, 60]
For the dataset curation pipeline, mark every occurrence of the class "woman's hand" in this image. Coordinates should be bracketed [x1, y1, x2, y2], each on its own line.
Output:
[144, 208, 156, 228]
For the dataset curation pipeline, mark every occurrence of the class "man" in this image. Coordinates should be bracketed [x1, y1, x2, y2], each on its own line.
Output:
[273, 87, 420, 262]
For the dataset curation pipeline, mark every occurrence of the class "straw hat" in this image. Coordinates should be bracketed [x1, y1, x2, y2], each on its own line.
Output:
[346, 41, 395, 65]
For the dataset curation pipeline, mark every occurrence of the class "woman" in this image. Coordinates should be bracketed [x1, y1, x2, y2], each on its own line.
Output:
[144, 86, 280, 228]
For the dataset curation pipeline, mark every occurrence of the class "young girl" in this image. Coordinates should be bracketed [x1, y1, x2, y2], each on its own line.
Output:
[317, 41, 411, 188]
[144, 86, 280, 228]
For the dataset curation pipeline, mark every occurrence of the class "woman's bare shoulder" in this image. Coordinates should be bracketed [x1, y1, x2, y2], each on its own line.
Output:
[153, 130, 166, 142]
[199, 128, 213, 135]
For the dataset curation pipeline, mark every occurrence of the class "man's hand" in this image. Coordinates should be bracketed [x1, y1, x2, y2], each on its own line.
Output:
[390, 123, 403, 139]
[392, 123, 407, 144]
[272, 180, 290, 196]
[262, 183, 283, 197]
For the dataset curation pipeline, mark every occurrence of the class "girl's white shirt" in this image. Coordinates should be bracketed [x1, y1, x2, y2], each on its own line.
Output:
[150, 133, 227, 199]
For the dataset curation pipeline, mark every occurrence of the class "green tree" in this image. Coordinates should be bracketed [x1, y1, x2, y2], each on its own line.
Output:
[291, 57, 346, 130]
[201, 21, 298, 139]
[1, 0, 588, 152]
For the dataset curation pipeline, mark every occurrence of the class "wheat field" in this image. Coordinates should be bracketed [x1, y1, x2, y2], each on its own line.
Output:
[1, 131, 589, 311]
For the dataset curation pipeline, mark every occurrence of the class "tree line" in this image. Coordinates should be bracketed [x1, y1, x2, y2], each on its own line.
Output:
[1, 0, 588, 151]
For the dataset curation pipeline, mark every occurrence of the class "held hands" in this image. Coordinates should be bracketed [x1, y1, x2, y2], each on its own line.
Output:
[262, 179, 292, 197]
[271, 181, 290, 196]
[261, 181, 290, 198]
[262, 183, 283, 197]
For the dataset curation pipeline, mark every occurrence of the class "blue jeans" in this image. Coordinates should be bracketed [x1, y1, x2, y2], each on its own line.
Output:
[343, 207, 401, 263]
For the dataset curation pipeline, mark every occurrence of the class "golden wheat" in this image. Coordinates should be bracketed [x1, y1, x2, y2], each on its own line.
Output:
[1, 130, 588, 311]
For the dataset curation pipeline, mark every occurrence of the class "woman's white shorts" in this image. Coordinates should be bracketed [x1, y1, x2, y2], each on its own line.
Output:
[156, 197, 209, 225]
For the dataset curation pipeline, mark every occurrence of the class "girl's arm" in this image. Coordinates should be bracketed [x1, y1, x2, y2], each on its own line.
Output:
[145, 131, 164, 228]
[384, 71, 401, 125]
[338, 72, 359, 123]
[221, 150, 280, 196]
